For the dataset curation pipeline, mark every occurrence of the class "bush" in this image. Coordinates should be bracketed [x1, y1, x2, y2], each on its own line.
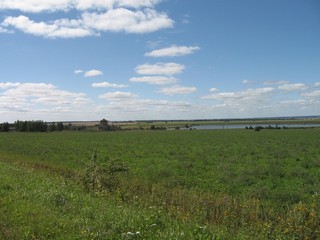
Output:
[82, 152, 129, 194]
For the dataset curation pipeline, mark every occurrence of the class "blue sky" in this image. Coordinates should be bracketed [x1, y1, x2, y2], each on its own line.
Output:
[0, 0, 319, 122]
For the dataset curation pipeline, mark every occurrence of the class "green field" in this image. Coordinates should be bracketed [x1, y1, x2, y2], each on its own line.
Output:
[1, 129, 320, 239]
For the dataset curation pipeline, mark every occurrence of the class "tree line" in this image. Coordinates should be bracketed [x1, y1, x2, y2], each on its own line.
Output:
[0, 120, 64, 132]
[0, 119, 121, 132]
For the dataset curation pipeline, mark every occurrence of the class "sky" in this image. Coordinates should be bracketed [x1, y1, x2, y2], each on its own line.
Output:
[0, 0, 320, 122]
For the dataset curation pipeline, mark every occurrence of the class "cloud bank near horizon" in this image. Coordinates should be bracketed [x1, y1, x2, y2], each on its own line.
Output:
[1, 80, 319, 122]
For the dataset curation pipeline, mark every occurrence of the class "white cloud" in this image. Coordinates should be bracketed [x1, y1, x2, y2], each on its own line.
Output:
[74, 69, 83, 74]
[0, 0, 72, 13]
[0, 0, 162, 12]
[2, 83, 89, 104]
[145, 45, 200, 57]
[0, 1, 174, 38]
[0, 82, 21, 89]
[181, 15, 190, 24]
[129, 76, 177, 85]
[314, 82, 320, 87]
[263, 80, 289, 85]
[301, 90, 320, 98]
[242, 80, 254, 84]
[82, 8, 173, 34]
[0, 82, 92, 121]
[75, 0, 162, 11]
[202, 87, 275, 102]
[99, 91, 137, 100]
[201, 88, 276, 117]
[278, 83, 308, 92]
[209, 88, 218, 92]
[1, 81, 319, 122]
[146, 39, 162, 49]
[84, 69, 103, 77]
[0, 25, 10, 33]
[2, 15, 93, 38]
[92, 82, 128, 88]
[95, 97, 192, 120]
[135, 63, 184, 75]
[158, 85, 197, 95]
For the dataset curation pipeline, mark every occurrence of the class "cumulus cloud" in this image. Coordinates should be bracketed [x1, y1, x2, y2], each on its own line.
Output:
[202, 87, 275, 102]
[0, 25, 10, 33]
[278, 83, 308, 92]
[314, 82, 320, 87]
[74, 69, 83, 74]
[1, 83, 90, 104]
[2, 15, 94, 38]
[0, 81, 195, 121]
[200, 83, 320, 118]
[145, 45, 200, 57]
[95, 96, 192, 119]
[92, 82, 128, 88]
[242, 80, 254, 84]
[81, 8, 173, 34]
[84, 69, 103, 77]
[129, 76, 177, 85]
[0, 0, 162, 12]
[158, 85, 197, 95]
[263, 80, 289, 85]
[201, 87, 276, 117]
[209, 88, 218, 92]
[99, 91, 137, 100]
[0, 82, 21, 89]
[135, 63, 184, 75]
[301, 90, 320, 98]
[0, 1, 174, 38]
[0, 82, 92, 120]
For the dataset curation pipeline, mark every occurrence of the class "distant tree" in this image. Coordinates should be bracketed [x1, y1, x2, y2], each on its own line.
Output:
[0, 122, 10, 132]
[49, 122, 56, 132]
[99, 119, 110, 131]
[20, 121, 27, 132]
[150, 125, 156, 130]
[14, 120, 47, 132]
[150, 125, 166, 130]
[57, 122, 64, 131]
[254, 126, 264, 131]
[15, 120, 27, 132]
[99, 119, 121, 131]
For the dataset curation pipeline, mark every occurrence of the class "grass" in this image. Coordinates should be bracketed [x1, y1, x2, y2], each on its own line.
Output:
[0, 128, 320, 239]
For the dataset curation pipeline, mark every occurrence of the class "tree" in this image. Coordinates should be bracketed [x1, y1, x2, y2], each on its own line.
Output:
[0, 122, 10, 132]
[99, 119, 110, 131]
[48, 122, 56, 132]
[57, 122, 64, 131]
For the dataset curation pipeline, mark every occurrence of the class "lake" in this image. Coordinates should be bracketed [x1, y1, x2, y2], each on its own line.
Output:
[188, 124, 320, 130]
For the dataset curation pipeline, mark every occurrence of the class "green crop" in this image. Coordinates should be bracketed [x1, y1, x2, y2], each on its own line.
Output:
[0, 128, 319, 239]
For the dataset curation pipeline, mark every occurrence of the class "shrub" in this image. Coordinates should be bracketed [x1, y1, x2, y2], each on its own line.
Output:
[82, 152, 129, 194]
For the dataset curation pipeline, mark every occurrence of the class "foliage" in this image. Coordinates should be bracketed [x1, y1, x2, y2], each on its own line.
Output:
[99, 119, 121, 131]
[15, 120, 48, 132]
[82, 151, 129, 194]
[0, 122, 10, 132]
[14, 120, 65, 132]
[150, 125, 166, 130]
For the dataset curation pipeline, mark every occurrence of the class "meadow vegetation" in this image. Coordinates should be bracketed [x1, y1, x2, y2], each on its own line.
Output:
[0, 128, 319, 239]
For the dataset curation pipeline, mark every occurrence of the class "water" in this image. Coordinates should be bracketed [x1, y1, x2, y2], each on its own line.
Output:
[188, 124, 320, 130]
